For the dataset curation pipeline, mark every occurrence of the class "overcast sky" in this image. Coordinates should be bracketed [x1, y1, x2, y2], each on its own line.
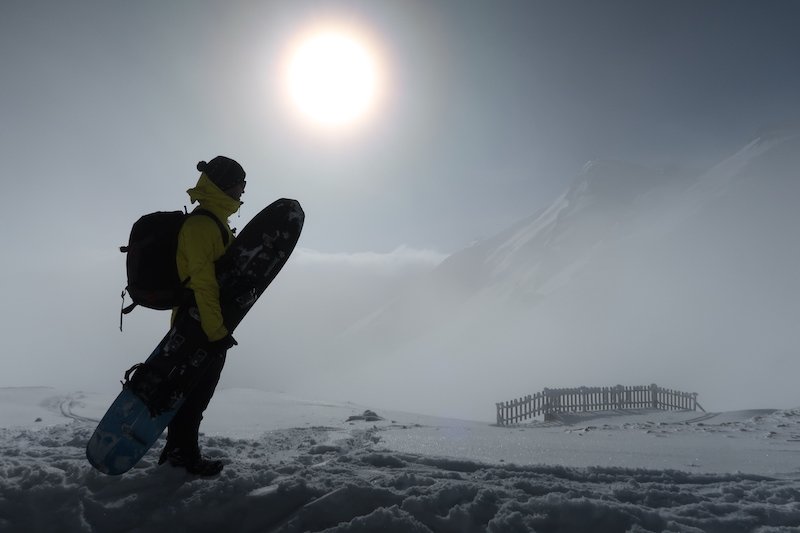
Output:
[1, 1, 799, 398]
[3, 1, 798, 254]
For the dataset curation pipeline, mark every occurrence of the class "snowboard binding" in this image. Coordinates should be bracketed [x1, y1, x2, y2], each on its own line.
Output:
[122, 363, 183, 417]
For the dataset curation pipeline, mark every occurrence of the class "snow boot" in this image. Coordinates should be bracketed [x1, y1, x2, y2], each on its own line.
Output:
[158, 446, 223, 477]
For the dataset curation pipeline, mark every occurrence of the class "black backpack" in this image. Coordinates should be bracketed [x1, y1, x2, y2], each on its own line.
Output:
[119, 208, 229, 327]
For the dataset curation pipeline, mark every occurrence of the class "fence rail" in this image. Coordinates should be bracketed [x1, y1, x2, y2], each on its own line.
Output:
[496, 384, 704, 426]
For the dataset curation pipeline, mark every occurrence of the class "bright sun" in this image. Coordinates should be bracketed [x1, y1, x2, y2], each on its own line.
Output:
[281, 21, 385, 132]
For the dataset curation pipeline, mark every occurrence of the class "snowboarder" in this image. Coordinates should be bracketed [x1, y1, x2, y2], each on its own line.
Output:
[157, 156, 246, 476]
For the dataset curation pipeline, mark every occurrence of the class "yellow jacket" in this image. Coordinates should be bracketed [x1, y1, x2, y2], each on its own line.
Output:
[175, 173, 241, 341]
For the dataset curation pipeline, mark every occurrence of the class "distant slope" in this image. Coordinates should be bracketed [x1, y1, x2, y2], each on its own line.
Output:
[328, 131, 800, 415]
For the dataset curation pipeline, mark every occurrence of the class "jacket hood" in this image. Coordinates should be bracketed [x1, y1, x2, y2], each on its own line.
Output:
[187, 173, 242, 220]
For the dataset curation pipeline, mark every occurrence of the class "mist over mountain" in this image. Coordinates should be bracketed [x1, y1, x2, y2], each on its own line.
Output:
[291, 130, 800, 420]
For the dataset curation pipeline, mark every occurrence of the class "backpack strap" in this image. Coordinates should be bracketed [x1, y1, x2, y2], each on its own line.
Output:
[191, 208, 230, 247]
[120, 290, 137, 331]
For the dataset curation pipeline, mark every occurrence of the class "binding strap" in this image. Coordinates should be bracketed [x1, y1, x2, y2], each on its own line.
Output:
[121, 362, 145, 387]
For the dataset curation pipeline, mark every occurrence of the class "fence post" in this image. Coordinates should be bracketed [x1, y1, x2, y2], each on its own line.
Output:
[527, 394, 532, 420]
[543, 388, 553, 421]
[650, 383, 658, 410]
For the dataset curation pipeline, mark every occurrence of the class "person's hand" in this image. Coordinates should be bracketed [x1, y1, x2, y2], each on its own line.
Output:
[209, 334, 237, 354]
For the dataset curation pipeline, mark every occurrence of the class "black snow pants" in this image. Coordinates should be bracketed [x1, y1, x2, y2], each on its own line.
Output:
[165, 350, 226, 454]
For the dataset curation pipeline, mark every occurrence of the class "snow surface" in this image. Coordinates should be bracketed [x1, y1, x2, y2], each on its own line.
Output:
[2, 387, 800, 532]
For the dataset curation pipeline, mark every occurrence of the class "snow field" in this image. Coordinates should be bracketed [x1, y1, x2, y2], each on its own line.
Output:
[1, 388, 799, 532]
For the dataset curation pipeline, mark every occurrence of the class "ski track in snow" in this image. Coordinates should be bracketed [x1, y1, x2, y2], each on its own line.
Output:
[2, 390, 800, 532]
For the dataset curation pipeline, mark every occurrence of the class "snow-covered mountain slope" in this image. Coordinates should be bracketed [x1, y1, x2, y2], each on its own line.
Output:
[363, 131, 797, 320]
[318, 131, 800, 419]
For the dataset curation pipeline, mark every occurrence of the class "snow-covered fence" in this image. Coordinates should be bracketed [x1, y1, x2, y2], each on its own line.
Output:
[496, 384, 705, 426]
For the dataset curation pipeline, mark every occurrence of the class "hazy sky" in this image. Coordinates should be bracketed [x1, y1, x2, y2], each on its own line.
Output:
[2, 0, 798, 254]
[1, 1, 799, 405]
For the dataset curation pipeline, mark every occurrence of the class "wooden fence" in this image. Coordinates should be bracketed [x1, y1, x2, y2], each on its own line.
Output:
[496, 384, 705, 426]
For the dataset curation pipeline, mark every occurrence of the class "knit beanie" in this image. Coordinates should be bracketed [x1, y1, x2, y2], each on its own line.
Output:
[197, 156, 246, 191]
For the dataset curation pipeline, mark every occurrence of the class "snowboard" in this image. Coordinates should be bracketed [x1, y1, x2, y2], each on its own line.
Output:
[86, 198, 304, 475]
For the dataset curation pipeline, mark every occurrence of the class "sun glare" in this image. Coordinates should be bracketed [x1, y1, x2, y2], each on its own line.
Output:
[280, 20, 386, 133]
